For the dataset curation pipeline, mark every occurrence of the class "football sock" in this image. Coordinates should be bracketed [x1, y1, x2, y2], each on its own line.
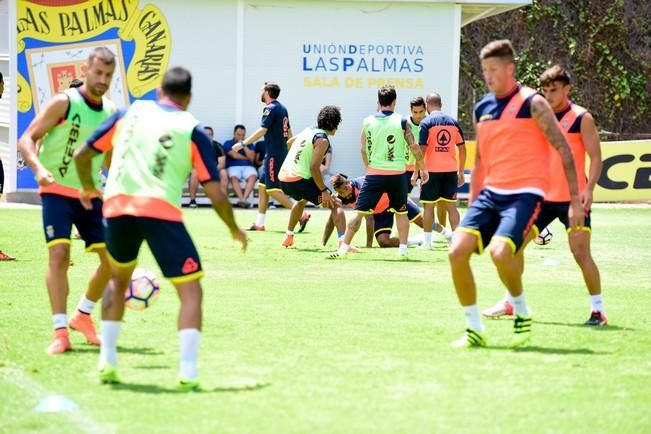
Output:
[52, 313, 67, 330]
[286, 230, 294, 237]
[179, 328, 201, 381]
[398, 244, 408, 255]
[440, 227, 452, 240]
[512, 294, 529, 316]
[100, 321, 121, 367]
[590, 294, 605, 313]
[505, 292, 514, 304]
[422, 232, 432, 246]
[463, 305, 484, 332]
[77, 294, 96, 315]
[256, 213, 265, 227]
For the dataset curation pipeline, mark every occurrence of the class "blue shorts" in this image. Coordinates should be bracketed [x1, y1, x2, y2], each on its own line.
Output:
[261, 154, 286, 192]
[374, 198, 421, 237]
[458, 189, 542, 254]
[420, 171, 458, 203]
[41, 193, 104, 251]
[535, 201, 592, 233]
[104, 216, 203, 283]
[281, 178, 323, 205]
[355, 174, 408, 215]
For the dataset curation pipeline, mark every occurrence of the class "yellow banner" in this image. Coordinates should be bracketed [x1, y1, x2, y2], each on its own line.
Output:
[594, 140, 651, 202]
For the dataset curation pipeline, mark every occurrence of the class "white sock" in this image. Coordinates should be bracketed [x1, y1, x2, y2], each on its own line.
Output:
[441, 227, 453, 241]
[407, 238, 422, 246]
[99, 321, 121, 368]
[337, 242, 350, 255]
[286, 230, 294, 236]
[179, 328, 201, 381]
[422, 232, 432, 246]
[463, 305, 484, 332]
[77, 294, 96, 315]
[590, 294, 605, 313]
[512, 294, 529, 316]
[52, 313, 67, 330]
[398, 244, 408, 255]
[505, 292, 514, 304]
[256, 213, 265, 227]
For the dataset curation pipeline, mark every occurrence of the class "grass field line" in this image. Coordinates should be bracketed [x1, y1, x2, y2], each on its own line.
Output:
[0, 364, 114, 434]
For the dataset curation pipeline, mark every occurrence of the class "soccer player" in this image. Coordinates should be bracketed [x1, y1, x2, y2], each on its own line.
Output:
[0, 71, 14, 261]
[74, 66, 247, 390]
[278, 106, 344, 247]
[235, 82, 309, 231]
[405, 97, 427, 193]
[328, 85, 428, 259]
[448, 40, 584, 347]
[482, 65, 606, 325]
[17, 47, 117, 353]
[418, 93, 464, 249]
[325, 174, 439, 248]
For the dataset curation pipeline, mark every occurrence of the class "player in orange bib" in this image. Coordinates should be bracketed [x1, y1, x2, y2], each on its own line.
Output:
[448, 40, 584, 348]
[482, 65, 606, 326]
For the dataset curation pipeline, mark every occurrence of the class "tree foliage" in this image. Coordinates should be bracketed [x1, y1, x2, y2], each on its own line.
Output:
[459, 0, 650, 139]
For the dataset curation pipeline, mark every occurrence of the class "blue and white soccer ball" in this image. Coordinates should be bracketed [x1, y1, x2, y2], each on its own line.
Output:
[534, 227, 553, 246]
[125, 268, 160, 310]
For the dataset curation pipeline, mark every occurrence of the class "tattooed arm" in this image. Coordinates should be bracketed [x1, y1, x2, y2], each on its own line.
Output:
[531, 94, 584, 228]
[403, 124, 428, 185]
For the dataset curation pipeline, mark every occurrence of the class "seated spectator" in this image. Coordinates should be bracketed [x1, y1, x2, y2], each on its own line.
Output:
[224, 125, 257, 208]
[188, 125, 226, 207]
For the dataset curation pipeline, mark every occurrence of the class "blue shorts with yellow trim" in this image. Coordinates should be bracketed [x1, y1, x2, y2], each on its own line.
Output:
[420, 171, 458, 203]
[535, 201, 592, 233]
[280, 178, 323, 205]
[355, 174, 408, 215]
[104, 216, 203, 282]
[262, 154, 287, 191]
[374, 198, 421, 237]
[459, 189, 542, 254]
[41, 193, 104, 251]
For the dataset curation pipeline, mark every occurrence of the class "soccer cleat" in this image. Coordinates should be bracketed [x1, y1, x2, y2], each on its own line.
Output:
[326, 251, 345, 260]
[297, 212, 311, 233]
[177, 378, 202, 392]
[99, 364, 121, 384]
[247, 224, 265, 231]
[282, 234, 295, 248]
[512, 314, 533, 347]
[188, 200, 198, 208]
[407, 238, 423, 247]
[398, 251, 409, 260]
[68, 311, 101, 345]
[584, 310, 608, 326]
[482, 300, 514, 318]
[451, 328, 487, 348]
[0, 250, 16, 261]
[46, 329, 72, 354]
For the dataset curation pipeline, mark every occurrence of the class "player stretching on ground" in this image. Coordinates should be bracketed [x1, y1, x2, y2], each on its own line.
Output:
[236, 82, 309, 232]
[18, 47, 116, 353]
[75, 67, 247, 390]
[328, 85, 427, 259]
[482, 65, 606, 325]
[278, 106, 345, 247]
[448, 40, 583, 348]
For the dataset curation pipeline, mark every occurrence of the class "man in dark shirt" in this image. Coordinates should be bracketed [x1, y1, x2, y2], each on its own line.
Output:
[188, 126, 226, 207]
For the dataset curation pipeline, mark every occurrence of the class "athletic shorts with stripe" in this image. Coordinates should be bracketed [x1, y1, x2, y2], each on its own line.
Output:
[374, 199, 421, 237]
[534, 201, 592, 233]
[104, 216, 203, 282]
[261, 154, 286, 192]
[280, 178, 323, 205]
[41, 194, 105, 251]
[355, 174, 408, 215]
[458, 189, 542, 254]
[420, 171, 458, 203]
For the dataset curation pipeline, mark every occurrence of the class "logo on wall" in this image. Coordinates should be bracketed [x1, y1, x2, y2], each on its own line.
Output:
[16, 0, 172, 188]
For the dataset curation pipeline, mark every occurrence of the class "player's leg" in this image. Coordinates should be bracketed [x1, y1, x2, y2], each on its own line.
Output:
[440, 172, 460, 230]
[436, 202, 447, 228]
[373, 212, 396, 247]
[284, 200, 306, 247]
[419, 173, 438, 248]
[444, 201, 460, 230]
[268, 189, 293, 209]
[189, 170, 199, 208]
[328, 212, 366, 258]
[387, 174, 410, 257]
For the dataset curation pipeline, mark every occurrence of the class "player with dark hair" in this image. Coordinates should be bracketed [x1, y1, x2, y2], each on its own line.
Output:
[75, 66, 247, 390]
[483, 64, 606, 325]
[448, 40, 583, 347]
[278, 105, 345, 247]
[405, 97, 427, 193]
[328, 85, 428, 259]
[18, 46, 117, 353]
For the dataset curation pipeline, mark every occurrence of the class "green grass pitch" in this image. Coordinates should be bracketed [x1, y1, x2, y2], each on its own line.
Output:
[1, 205, 650, 433]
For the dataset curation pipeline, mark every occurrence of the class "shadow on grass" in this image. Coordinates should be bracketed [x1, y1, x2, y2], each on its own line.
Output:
[108, 381, 271, 394]
[133, 365, 170, 370]
[534, 320, 636, 332]
[72, 346, 163, 355]
[487, 345, 610, 355]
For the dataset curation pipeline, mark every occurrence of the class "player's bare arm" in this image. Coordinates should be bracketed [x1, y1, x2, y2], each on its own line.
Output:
[404, 126, 428, 185]
[236, 127, 268, 151]
[73, 145, 103, 209]
[360, 127, 369, 167]
[457, 143, 467, 188]
[17, 94, 69, 186]
[531, 94, 584, 227]
[311, 137, 334, 208]
[580, 112, 602, 210]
